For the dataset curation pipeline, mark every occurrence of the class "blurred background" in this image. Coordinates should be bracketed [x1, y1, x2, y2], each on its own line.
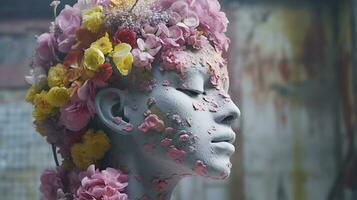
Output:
[0, 0, 356, 199]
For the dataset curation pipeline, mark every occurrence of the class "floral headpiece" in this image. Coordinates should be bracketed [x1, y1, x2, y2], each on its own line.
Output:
[25, 0, 229, 199]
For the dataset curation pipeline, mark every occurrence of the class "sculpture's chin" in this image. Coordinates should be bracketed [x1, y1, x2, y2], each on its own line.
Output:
[200, 156, 233, 180]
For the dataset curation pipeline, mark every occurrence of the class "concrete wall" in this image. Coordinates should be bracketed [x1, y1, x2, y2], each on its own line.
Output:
[226, 0, 356, 199]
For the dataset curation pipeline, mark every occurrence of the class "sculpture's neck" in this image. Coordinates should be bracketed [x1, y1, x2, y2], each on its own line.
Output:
[105, 142, 183, 200]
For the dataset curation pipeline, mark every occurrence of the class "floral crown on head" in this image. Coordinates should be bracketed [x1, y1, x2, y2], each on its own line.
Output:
[26, 0, 230, 199]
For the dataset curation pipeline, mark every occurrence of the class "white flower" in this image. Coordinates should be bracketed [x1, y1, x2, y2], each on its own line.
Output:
[50, 1, 61, 7]
[25, 67, 47, 86]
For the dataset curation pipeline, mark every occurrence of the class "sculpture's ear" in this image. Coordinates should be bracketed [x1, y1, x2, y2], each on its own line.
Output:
[95, 88, 131, 135]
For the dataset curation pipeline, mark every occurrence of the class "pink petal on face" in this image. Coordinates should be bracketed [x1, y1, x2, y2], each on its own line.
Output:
[161, 138, 172, 146]
[112, 117, 122, 125]
[166, 145, 186, 162]
[193, 160, 207, 176]
[147, 97, 156, 107]
[122, 123, 134, 132]
[138, 114, 165, 133]
[207, 126, 217, 134]
[165, 127, 175, 135]
[179, 134, 189, 142]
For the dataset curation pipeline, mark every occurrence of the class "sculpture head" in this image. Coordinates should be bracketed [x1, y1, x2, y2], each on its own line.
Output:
[26, 0, 240, 199]
[95, 43, 240, 180]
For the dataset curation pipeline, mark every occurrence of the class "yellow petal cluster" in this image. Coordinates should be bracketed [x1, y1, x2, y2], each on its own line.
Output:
[32, 91, 54, 123]
[25, 85, 40, 103]
[82, 6, 105, 33]
[71, 129, 110, 170]
[47, 64, 67, 88]
[46, 87, 70, 107]
[111, 43, 133, 76]
[91, 33, 113, 55]
[83, 47, 105, 72]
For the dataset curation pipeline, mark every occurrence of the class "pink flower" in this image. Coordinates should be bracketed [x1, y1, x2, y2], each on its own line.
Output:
[187, 32, 208, 49]
[59, 97, 95, 132]
[56, 5, 81, 53]
[189, 0, 230, 53]
[168, 1, 199, 29]
[75, 165, 128, 200]
[60, 80, 98, 140]
[158, 0, 230, 54]
[157, 23, 184, 48]
[40, 167, 64, 200]
[140, 24, 158, 37]
[35, 33, 59, 69]
[132, 34, 162, 70]
[132, 49, 154, 70]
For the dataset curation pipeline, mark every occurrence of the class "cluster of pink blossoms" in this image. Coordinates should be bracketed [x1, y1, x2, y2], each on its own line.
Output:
[40, 165, 128, 200]
[27, 0, 230, 199]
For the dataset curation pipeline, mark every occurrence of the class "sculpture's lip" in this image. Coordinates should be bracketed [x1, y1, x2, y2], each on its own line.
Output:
[211, 132, 236, 144]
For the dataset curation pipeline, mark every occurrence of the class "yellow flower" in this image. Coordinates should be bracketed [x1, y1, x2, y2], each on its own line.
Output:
[71, 143, 92, 170]
[82, 6, 105, 33]
[32, 91, 54, 122]
[83, 47, 105, 72]
[83, 130, 110, 160]
[71, 129, 110, 170]
[90, 33, 113, 55]
[48, 64, 67, 88]
[32, 108, 49, 124]
[46, 87, 70, 107]
[25, 85, 40, 103]
[33, 91, 53, 115]
[111, 43, 133, 76]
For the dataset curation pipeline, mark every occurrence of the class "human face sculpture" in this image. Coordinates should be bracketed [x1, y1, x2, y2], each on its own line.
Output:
[95, 44, 240, 179]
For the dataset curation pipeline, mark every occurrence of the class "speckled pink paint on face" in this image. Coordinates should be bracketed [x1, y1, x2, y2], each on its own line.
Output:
[207, 126, 217, 135]
[138, 114, 165, 133]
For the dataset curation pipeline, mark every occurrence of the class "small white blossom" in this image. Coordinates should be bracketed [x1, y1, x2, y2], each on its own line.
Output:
[25, 67, 47, 86]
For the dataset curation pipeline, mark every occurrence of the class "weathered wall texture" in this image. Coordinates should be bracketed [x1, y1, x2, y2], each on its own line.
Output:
[227, 0, 356, 199]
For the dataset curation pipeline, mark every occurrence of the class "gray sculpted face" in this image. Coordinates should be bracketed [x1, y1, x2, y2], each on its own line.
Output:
[95, 44, 240, 188]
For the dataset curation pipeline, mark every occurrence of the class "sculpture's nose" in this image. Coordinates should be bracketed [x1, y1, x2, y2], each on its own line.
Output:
[215, 99, 241, 126]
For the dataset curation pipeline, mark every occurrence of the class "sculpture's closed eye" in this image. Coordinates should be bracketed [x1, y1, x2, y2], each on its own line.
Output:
[176, 88, 205, 97]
